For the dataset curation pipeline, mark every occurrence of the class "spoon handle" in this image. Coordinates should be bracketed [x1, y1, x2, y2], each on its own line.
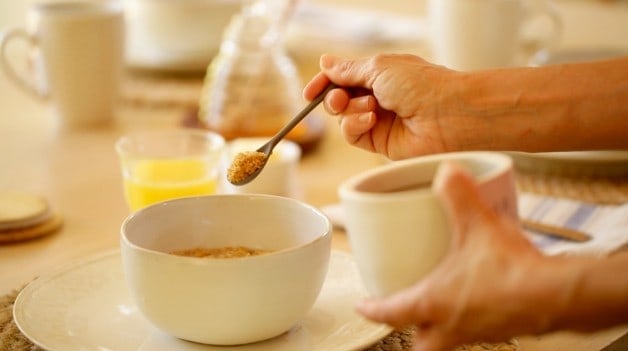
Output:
[266, 83, 338, 148]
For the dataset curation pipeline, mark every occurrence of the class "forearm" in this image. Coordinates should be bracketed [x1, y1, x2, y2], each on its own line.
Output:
[451, 57, 628, 152]
[557, 251, 628, 331]
[538, 251, 628, 333]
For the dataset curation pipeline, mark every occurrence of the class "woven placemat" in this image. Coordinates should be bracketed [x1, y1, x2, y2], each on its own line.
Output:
[515, 170, 628, 205]
[364, 328, 518, 351]
[0, 288, 39, 351]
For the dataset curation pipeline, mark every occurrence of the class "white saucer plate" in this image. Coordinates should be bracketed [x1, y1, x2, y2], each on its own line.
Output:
[14, 250, 392, 351]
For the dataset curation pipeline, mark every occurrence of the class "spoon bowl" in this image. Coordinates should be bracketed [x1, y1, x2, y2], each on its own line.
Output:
[228, 82, 338, 186]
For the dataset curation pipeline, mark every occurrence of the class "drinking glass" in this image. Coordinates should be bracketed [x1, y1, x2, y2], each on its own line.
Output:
[116, 129, 225, 211]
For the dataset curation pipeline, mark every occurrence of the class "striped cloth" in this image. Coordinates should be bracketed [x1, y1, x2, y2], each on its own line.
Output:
[518, 193, 628, 256]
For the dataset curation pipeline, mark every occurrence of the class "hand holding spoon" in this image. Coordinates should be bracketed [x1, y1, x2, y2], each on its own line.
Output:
[227, 83, 338, 185]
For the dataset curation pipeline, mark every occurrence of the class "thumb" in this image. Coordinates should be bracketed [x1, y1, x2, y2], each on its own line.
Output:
[432, 162, 489, 246]
[355, 283, 431, 328]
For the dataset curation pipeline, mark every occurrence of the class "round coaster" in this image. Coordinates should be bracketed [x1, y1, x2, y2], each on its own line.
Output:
[0, 192, 50, 231]
[0, 214, 63, 244]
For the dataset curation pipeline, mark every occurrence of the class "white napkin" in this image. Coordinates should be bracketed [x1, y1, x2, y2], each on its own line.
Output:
[321, 193, 628, 257]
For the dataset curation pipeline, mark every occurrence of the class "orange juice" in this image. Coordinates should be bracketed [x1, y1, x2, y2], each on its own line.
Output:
[123, 158, 218, 211]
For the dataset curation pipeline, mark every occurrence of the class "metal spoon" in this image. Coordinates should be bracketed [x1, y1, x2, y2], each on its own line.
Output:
[229, 82, 338, 186]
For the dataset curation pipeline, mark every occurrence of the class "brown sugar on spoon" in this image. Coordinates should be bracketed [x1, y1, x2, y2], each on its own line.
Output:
[227, 151, 267, 185]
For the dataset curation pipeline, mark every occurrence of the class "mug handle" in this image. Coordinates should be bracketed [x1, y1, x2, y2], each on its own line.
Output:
[0, 28, 47, 99]
[520, 0, 563, 63]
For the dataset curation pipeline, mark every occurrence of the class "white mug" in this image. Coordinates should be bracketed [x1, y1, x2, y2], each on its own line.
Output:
[338, 152, 518, 297]
[427, 0, 562, 71]
[0, 1, 125, 131]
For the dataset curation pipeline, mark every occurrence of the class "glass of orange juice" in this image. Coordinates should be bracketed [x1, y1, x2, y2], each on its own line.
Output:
[115, 128, 225, 211]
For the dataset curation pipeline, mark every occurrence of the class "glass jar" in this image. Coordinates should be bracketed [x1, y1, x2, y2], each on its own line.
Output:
[198, 0, 324, 151]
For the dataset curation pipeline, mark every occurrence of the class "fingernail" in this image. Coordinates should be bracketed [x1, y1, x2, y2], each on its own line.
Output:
[355, 96, 373, 111]
[358, 112, 373, 124]
[328, 101, 339, 115]
[320, 54, 336, 69]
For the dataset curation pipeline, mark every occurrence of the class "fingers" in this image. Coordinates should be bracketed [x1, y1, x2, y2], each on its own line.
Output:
[356, 291, 456, 351]
[320, 53, 379, 88]
[339, 112, 376, 143]
[302, 72, 331, 101]
[325, 89, 350, 114]
[433, 162, 530, 250]
[305, 75, 377, 117]
[316, 89, 378, 118]
[305, 53, 393, 105]
[304, 53, 383, 117]
[355, 285, 429, 328]
[432, 162, 486, 245]
[433, 162, 481, 218]
[327, 93, 376, 115]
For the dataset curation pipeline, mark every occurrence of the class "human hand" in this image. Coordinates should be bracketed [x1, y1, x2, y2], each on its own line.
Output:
[355, 162, 578, 350]
[305, 54, 628, 158]
[303, 54, 469, 160]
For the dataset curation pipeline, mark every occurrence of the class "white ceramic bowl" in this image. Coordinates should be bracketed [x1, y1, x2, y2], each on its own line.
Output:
[120, 194, 332, 345]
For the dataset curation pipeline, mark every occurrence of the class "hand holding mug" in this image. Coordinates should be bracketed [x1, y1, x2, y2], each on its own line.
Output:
[355, 162, 551, 350]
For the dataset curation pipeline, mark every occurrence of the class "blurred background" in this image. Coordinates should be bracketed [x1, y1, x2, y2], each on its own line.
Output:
[1, 0, 627, 132]
[2, 0, 627, 75]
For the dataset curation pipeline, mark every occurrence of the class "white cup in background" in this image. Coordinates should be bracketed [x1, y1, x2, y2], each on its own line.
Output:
[0, 1, 125, 132]
[124, 0, 243, 71]
[221, 138, 302, 198]
[338, 152, 518, 297]
[427, 0, 561, 71]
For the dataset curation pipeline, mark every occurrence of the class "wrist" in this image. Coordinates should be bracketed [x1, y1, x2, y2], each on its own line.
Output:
[528, 252, 628, 333]
[452, 68, 567, 152]
[511, 254, 584, 334]
[555, 252, 628, 331]
[453, 59, 628, 151]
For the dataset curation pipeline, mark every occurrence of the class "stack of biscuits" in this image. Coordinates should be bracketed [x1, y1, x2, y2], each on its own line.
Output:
[0, 191, 62, 244]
